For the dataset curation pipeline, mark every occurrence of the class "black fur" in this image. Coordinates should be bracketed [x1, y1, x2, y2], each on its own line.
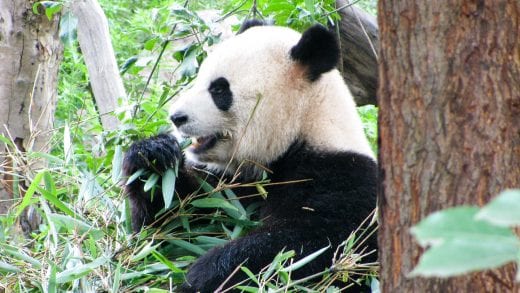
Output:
[124, 136, 377, 292]
[209, 77, 233, 111]
[237, 19, 265, 34]
[123, 134, 198, 230]
[290, 24, 340, 81]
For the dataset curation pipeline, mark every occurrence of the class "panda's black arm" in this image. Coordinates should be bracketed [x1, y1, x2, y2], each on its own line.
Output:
[180, 147, 378, 293]
[179, 222, 337, 293]
[123, 134, 200, 231]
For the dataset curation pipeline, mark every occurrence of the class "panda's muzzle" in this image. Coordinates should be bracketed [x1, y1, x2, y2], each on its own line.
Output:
[190, 131, 232, 153]
[191, 134, 218, 153]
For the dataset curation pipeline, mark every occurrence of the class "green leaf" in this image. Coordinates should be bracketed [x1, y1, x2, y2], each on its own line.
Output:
[240, 266, 259, 285]
[0, 134, 13, 146]
[411, 206, 520, 278]
[151, 250, 183, 273]
[49, 214, 103, 240]
[168, 239, 206, 256]
[56, 256, 108, 283]
[411, 206, 517, 247]
[235, 286, 258, 293]
[15, 171, 45, 218]
[0, 244, 42, 268]
[162, 167, 176, 209]
[48, 264, 57, 293]
[111, 145, 123, 184]
[281, 245, 330, 272]
[126, 168, 145, 185]
[194, 236, 228, 246]
[144, 173, 159, 192]
[63, 123, 72, 164]
[144, 37, 158, 51]
[131, 241, 160, 262]
[476, 189, 520, 227]
[42, 2, 62, 20]
[191, 198, 238, 212]
[0, 261, 21, 273]
[59, 11, 77, 45]
[179, 138, 192, 150]
[178, 48, 199, 77]
[410, 237, 519, 277]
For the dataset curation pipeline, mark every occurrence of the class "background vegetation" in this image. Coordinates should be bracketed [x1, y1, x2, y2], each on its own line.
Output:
[0, 0, 378, 291]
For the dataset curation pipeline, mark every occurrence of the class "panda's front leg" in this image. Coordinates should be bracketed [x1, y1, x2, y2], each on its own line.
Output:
[123, 133, 195, 231]
[178, 224, 331, 293]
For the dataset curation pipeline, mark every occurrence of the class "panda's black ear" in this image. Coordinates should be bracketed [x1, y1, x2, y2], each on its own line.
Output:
[290, 24, 340, 81]
[238, 19, 265, 34]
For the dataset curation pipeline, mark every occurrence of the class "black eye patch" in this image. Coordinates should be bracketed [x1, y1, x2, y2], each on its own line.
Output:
[209, 77, 233, 111]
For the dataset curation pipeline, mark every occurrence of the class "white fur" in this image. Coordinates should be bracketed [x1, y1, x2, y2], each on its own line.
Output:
[169, 25, 374, 176]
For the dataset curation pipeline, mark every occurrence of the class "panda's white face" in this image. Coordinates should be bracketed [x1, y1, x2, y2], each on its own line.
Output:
[170, 25, 373, 175]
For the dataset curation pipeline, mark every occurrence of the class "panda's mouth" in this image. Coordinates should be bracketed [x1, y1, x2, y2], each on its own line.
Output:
[190, 131, 232, 153]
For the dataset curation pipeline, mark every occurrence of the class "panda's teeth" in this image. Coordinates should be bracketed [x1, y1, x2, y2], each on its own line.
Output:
[191, 137, 200, 148]
[222, 130, 232, 139]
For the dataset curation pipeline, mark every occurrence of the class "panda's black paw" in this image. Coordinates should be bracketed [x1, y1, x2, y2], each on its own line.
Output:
[123, 133, 182, 177]
[177, 249, 231, 293]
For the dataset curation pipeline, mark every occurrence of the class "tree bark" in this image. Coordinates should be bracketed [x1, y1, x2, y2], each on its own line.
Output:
[336, 1, 379, 106]
[378, 1, 519, 292]
[73, 0, 126, 131]
[0, 0, 62, 231]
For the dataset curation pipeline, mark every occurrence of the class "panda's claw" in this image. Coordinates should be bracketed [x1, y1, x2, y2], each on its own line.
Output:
[123, 133, 182, 176]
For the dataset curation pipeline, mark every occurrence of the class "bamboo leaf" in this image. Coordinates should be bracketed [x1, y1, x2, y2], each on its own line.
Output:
[144, 173, 159, 192]
[191, 198, 238, 212]
[410, 237, 519, 277]
[56, 256, 108, 283]
[0, 261, 20, 273]
[126, 168, 145, 185]
[281, 245, 330, 272]
[162, 168, 176, 209]
[15, 171, 45, 218]
[168, 239, 206, 256]
[112, 145, 123, 184]
[411, 206, 516, 247]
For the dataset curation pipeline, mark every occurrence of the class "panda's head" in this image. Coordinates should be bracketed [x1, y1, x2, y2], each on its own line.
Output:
[170, 22, 373, 175]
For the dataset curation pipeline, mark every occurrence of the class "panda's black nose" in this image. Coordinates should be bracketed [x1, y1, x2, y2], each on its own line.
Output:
[170, 112, 188, 127]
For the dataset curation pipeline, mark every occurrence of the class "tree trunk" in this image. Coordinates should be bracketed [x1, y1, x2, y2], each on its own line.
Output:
[73, 0, 126, 131]
[336, 1, 379, 106]
[0, 0, 62, 232]
[378, 1, 520, 292]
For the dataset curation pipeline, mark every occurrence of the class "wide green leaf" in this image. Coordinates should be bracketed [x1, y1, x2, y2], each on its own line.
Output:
[56, 256, 108, 283]
[144, 173, 159, 192]
[411, 206, 516, 247]
[410, 237, 519, 277]
[476, 189, 520, 227]
[15, 171, 45, 218]
[111, 145, 123, 184]
[0, 261, 20, 273]
[190, 198, 238, 212]
[162, 167, 176, 209]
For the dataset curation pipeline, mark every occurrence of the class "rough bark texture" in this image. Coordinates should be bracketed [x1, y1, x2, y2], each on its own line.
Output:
[336, 1, 379, 106]
[0, 0, 62, 229]
[73, 0, 125, 130]
[378, 1, 520, 292]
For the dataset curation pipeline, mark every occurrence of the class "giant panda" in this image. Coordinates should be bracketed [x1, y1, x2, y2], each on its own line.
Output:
[123, 21, 377, 292]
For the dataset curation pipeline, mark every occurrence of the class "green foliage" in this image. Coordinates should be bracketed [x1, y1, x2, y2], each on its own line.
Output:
[357, 105, 378, 154]
[33, 1, 63, 20]
[0, 0, 380, 291]
[411, 189, 520, 280]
